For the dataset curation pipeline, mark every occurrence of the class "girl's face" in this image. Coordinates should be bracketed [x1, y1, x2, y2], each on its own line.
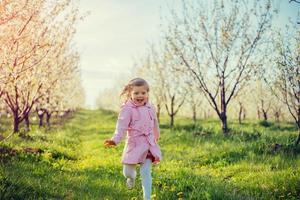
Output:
[130, 85, 149, 106]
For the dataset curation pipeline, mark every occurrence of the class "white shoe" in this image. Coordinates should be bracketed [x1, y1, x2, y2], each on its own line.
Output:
[126, 178, 135, 189]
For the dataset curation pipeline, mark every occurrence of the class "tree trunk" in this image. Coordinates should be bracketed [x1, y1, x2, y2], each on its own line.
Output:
[296, 129, 300, 146]
[170, 96, 175, 128]
[220, 112, 228, 134]
[243, 108, 246, 120]
[192, 104, 197, 124]
[274, 111, 280, 122]
[238, 102, 243, 124]
[36, 108, 45, 127]
[24, 113, 30, 132]
[38, 113, 44, 127]
[257, 108, 261, 120]
[13, 111, 20, 133]
[296, 111, 300, 146]
[261, 100, 268, 121]
[220, 76, 228, 134]
[156, 103, 161, 124]
[262, 110, 268, 121]
[170, 114, 174, 128]
[46, 111, 51, 127]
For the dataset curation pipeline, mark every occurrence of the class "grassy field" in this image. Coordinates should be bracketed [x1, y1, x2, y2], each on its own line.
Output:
[0, 109, 300, 200]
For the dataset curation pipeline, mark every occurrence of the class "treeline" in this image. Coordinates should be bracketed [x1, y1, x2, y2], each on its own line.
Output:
[0, 0, 84, 138]
[96, 0, 299, 145]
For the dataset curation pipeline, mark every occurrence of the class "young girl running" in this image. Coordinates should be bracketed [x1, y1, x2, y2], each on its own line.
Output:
[104, 78, 162, 200]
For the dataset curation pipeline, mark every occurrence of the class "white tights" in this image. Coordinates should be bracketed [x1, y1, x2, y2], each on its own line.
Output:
[123, 159, 152, 200]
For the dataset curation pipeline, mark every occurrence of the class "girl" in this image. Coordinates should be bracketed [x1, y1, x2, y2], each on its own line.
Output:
[104, 78, 162, 200]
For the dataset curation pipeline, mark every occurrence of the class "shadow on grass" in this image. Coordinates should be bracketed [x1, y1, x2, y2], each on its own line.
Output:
[257, 120, 298, 131]
[1, 155, 139, 200]
[268, 124, 298, 132]
[0, 176, 62, 200]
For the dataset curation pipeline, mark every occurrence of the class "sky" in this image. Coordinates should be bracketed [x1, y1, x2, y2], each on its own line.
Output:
[74, 0, 299, 109]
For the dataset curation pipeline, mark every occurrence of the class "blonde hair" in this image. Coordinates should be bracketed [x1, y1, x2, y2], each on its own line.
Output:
[120, 78, 150, 100]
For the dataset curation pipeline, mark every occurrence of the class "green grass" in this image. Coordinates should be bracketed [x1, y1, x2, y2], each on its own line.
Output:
[0, 109, 299, 199]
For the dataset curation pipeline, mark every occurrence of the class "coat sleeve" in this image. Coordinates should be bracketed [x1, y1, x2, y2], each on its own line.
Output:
[152, 106, 160, 142]
[111, 106, 131, 144]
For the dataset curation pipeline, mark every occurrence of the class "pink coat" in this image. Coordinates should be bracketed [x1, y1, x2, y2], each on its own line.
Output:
[111, 100, 162, 164]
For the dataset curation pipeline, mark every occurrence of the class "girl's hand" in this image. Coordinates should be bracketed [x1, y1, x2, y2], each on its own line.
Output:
[153, 156, 160, 164]
[104, 139, 116, 147]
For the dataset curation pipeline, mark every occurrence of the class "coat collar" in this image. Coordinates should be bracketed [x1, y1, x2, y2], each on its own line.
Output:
[125, 99, 151, 108]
